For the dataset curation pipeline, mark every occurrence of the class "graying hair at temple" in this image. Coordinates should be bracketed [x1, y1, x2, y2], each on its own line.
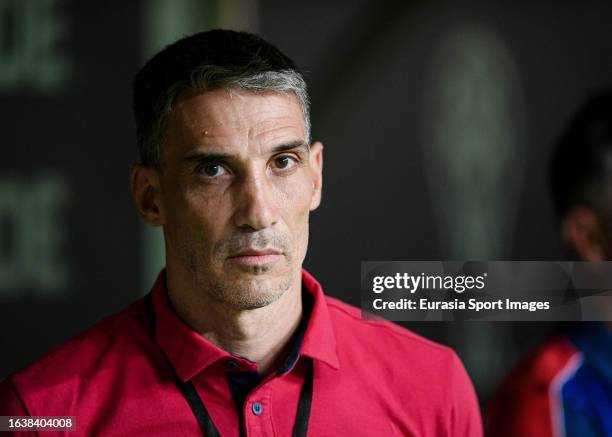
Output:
[140, 66, 311, 168]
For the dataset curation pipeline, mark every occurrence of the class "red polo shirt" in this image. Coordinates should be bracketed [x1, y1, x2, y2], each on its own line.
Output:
[1, 269, 482, 436]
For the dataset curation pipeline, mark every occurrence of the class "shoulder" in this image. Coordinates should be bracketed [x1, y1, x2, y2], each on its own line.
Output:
[488, 334, 581, 407]
[303, 269, 457, 365]
[323, 295, 482, 435]
[2, 299, 150, 414]
[499, 335, 579, 391]
[486, 335, 580, 436]
[326, 296, 455, 354]
[324, 295, 464, 376]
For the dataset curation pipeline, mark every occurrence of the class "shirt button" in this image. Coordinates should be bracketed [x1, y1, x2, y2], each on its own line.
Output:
[251, 402, 263, 416]
[225, 360, 239, 370]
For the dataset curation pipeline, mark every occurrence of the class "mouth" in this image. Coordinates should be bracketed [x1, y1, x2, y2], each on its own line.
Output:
[228, 248, 283, 266]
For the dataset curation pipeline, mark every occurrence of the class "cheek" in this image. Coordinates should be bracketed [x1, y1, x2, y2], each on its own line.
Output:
[274, 176, 313, 260]
[165, 186, 226, 242]
[276, 174, 313, 222]
[183, 189, 230, 233]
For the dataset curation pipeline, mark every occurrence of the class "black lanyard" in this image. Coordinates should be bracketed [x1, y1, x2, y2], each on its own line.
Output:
[145, 292, 313, 437]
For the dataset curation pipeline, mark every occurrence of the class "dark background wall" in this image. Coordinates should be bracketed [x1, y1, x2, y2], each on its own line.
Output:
[2, 0, 611, 405]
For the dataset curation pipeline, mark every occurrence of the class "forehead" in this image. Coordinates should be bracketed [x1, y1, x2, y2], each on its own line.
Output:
[165, 88, 306, 152]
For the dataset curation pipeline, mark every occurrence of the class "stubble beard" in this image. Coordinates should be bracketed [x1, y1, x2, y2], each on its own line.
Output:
[207, 272, 293, 310]
[181, 230, 297, 311]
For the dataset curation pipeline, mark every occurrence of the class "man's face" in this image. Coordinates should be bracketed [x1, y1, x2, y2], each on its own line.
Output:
[155, 88, 322, 310]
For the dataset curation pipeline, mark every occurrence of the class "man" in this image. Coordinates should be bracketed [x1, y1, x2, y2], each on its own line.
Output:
[0, 29, 482, 436]
[487, 92, 612, 436]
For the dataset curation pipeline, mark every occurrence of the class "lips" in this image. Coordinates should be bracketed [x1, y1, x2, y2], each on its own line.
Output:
[228, 248, 283, 265]
[231, 248, 281, 257]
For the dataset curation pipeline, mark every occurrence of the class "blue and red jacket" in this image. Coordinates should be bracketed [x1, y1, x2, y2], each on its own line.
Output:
[487, 323, 612, 436]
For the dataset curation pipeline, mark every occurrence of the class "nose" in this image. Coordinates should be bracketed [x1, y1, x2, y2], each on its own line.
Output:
[233, 169, 278, 231]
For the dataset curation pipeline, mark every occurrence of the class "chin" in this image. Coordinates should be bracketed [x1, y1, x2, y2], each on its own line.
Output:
[216, 273, 293, 310]
[232, 263, 276, 275]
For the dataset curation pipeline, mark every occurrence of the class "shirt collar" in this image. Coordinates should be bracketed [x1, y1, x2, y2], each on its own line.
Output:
[299, 269, 340, 370]
[151, 270, 231, 381]
[150, 268, 339, 382]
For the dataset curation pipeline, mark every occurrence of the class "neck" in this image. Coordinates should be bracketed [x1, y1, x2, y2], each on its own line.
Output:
[166, 266, 303, 377]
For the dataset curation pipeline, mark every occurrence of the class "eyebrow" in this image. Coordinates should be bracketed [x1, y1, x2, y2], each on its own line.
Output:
[271, 140, 309, 153]
[182, 140, 309, 165]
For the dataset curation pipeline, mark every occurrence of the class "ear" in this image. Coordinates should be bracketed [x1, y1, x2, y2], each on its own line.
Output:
[309, 141, 324, 211]
[130, 164, 165, 226]
[561, 206, 606, 261]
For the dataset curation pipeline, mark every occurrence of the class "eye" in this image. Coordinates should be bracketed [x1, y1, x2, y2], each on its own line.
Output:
[273, 155, 298, 170]
[198, 163, 227, 177]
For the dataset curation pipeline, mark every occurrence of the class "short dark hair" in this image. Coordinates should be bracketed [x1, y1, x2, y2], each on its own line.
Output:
[133, 29, 309, 167]
[550, 91, 612, 220]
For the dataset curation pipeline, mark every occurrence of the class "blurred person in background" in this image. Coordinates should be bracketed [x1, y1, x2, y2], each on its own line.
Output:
[0, 29, 482, 436]
[487, 92, 612, 436]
